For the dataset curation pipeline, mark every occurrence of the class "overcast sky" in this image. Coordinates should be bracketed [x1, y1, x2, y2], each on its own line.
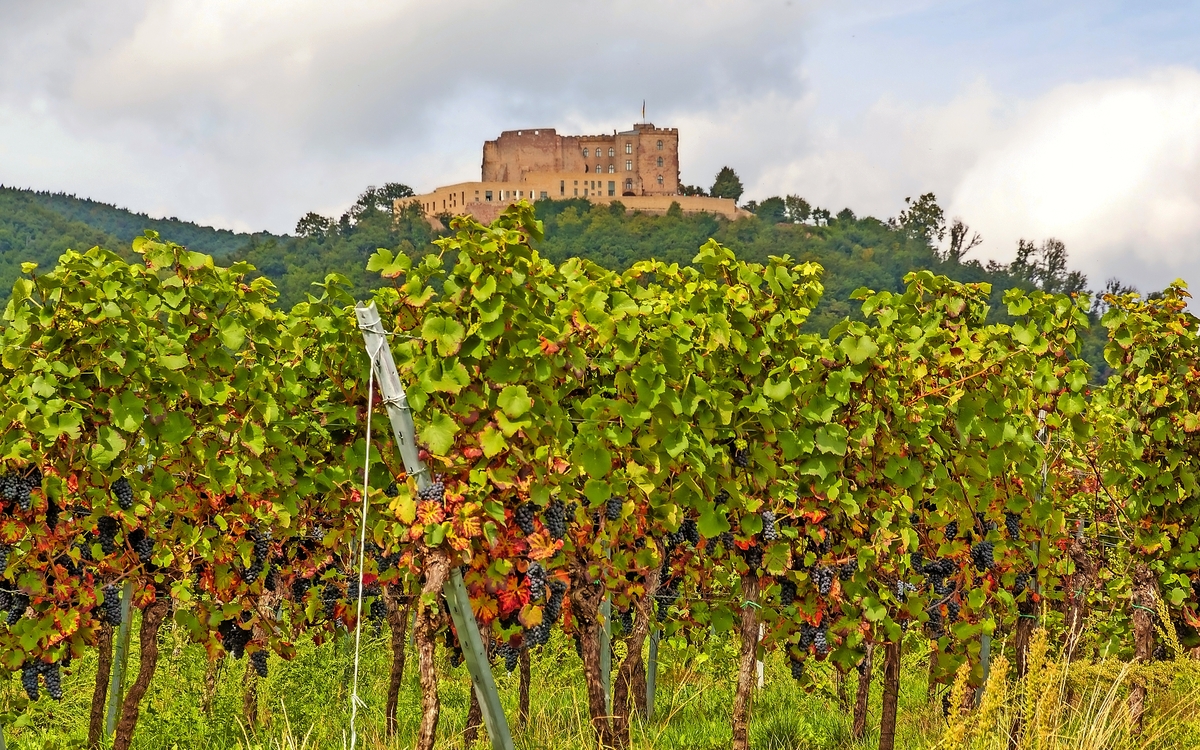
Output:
[2, 1, 1200, 292]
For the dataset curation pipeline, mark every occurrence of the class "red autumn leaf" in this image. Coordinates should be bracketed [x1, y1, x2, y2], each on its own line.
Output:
[472, 595, 498, 624]
[417, 500, 445, 525]
[539, 337, 560, 355]
[526, 531, 562, 561]
[498, 581, 528, 615]
[67, 474, 78, 493]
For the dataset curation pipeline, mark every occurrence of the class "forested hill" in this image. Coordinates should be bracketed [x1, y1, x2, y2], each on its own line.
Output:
[0, 185, 280, 297]
[0, 180, 1110, 372]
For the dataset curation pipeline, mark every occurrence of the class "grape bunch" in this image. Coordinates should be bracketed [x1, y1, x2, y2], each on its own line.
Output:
[525, 622, 551, 648]
[922, 558, 955, 577]
[927, 607, 945, 638]
[1013, 571, 1031, 596]
[43, 662, 62, 701]
[605, 496, 623, 521]
[715, 489, 730, 505]
[545, 580, 567, 624]
[527, 562, 547, 600]
[909, 551, 923, 571]
[761, 511, 778, 542]
[739, 544, 763, 572]
[779, 578, 797, 606]
[370, 596, 387, 622]
[292, 576, 312, 601]
[45, 499, 60, 529]
[789, 654, 804, 680]
[731, 445, 751, 468]
[251, 650, 269, 678]
[970, 541, 995, 571]
[0, 590, 9, 612]
[544, 500, 567, 541]
[944, 521, 958, 541]
[97, 516, 120, 556]
[0, 544, 8, 576]
[618, 607, 634, 635]
[496, 641, 520, 672]
[21, 663, 40, 701]
[101, 585, 123, 626]
[322, 583, 341, 622]
[383, 481, 399, 498]
[813, 625, 828, 654]
[7, 592, 29, 624]
[1, 467, 40, 512]
[218, 619, 253, 659]
[655, 578, 680, 621]
[417, 479, 446, 503]
[718, 531, 735, 551]
[798, 621, 828, 653]
[245, 529, 270, 581]
[680, 519, 700, 546]
[838, 561, 857, 581]
[514, 503, 536, 535]
[1004, 512, 1021, 540]
[946, 599, 961, 623]
[112, 476, 134, 511]
[895, 581, 917, 603]
[812, 566, 834, 596]
[129, 529, 154, 565]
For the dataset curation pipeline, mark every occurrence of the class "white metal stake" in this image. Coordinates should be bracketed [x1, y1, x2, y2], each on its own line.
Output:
[356, 302, 514, 750]
[756, 623, 765, 689]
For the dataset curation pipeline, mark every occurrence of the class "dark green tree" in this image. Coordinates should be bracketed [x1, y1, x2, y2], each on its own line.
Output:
[710, 167, 744, 202]
[894, 192, 945, 245]
[754, 196, 787, 224]
[295, 212, 334, 238]
[785, 195, 811, 223]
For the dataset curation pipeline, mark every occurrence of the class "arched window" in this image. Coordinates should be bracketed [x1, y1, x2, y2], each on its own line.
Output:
[657, 140, 663, 150]
[608, 147, 615, 157]
[656, 174, 664, 185]
[596, 164, 602, 173]
[583, 148, 589, 158]
[625, 143, 632, 154]
[656, 157, 664, 167]
[608, 164, 615, 173]
[624, 178, 633, 191]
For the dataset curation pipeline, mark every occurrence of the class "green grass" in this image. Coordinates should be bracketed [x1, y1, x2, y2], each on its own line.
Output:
[1, 619, 1197, 749]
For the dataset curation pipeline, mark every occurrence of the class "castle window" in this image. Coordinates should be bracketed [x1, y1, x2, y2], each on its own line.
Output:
[560, 180, 565, 196]
[657, 175, 664, 185]
[485, 190, 493, 201]
[624, 178, 633, 191]
[596, 164, 601, 173]
[657, 157, 664, 167]
[608, 181, 615, 196]
[608, 164, 615, 173]
[608, 147, 615, 157]
[657, 140, 663, 150]
[584, 165, 589, 173]
[625, 160, 632, 171]
[540, 191, 548, 199]
[583, 148, 589, 157]
[625, 143, 632, 154]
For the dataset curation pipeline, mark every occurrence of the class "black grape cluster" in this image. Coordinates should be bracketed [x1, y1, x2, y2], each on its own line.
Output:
[292, 576, 313, 601]
[838, 561, 856, 581]
[129, 529, 154, 566]
[909, 551, 923, 571]
[417, 479, 446, 503]
[218, 619, 253, 659]
[544, 580, 567, 624]
[944, 521, 958, 541]
[112, 477, 134, 511]
[245, 529, 270, 581]
[525, 622, 551, 648]
[101, 585, 123, 626]
[527, 563, 547, 600]
[0, 544, 8, 576]
[680, 519, 700, 546]
[740, 544, 763, 572]
[322, 583, 341, 622]
[926, 606, 945, 638]
[718, 531, 735, 551]
[812, 566, 834, 596]
[732, 446, 750, 468]
[1005, 512, 1021, 540]
[1, 466, 41, 512]
[971, 541, 995, 571]
[21, 663, 41, 700]
[544, 500, 567, 540]
[619, 608, 634, 635]
[715, 489, 730, 505]
[514, 503, 536, 535]
[1014, 571, 1031, 596]
[655, 578, 680, 621]
[789, 653, 804, 680]
[45, 499, 60, 529]
[97, 516, 120, 556]
[605, 496, 623, 521]
[798, 622, 828, 654]
[496, 641, 520, 672]
[946, 599, 961, 623]
[922, 558, 956, 596]
[383, 481, 399, 498]
[895, 581, 917, 603]
[779, 579, 797, 606]
[7, 592, 29, 625]
[761, 511, 778, 542]
[250, 650, 269, 678]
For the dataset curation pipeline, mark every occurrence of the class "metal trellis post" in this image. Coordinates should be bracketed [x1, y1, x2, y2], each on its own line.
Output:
[105, 580, 134, 738]
[600, 596, 612, 714]
[356, 302, 514, 750]
[647, 627, 659, 719]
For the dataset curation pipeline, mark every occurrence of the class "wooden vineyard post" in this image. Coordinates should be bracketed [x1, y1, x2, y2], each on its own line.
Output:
[600, 597, 613, 714]
[356, 302, 515, 750]
[646, 627, 659, 719]
[105, 580, 134, 739]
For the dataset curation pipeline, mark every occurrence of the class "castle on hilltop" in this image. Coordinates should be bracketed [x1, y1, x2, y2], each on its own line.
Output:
[397, 123, 743, 223]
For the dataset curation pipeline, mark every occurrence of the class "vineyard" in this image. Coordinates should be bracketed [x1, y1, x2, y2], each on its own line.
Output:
[1, 202, 1199, 749]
